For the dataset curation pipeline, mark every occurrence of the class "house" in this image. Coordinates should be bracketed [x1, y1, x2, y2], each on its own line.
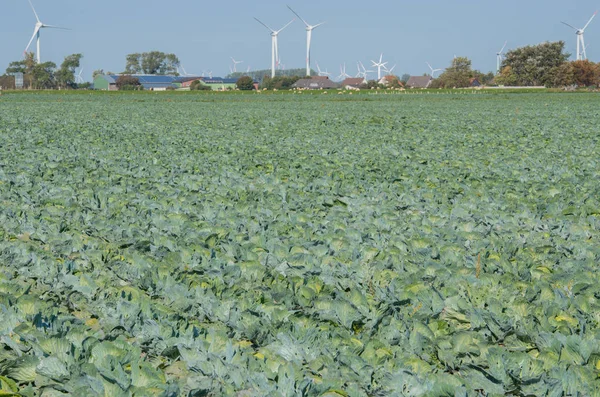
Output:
[93, 74, 118, 91]
[470, 77, 481, 87]
[341, 77, 366, 89]
[379, 75, 403, 87]
[177, 77, 204, 88]
[292, 76, 338, 90]
[406, 75, 433, 89]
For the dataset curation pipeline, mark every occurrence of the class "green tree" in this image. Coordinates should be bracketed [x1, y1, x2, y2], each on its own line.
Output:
[260, 75, 301, 90]
[124, 52, 180, 75]
[116, 75, 142, 90]
[124, 54, 141, 74]
[55, 53, 83, 89]
[495, 66, 519, 86]
[545, 62, 575, 87]
[400, 73, 410, 84]
[436, 57, 473, 88]
[31, 62, 57, 89]
[190, 80, 212, 91]
[92, 69, 104, 79]
[236, 76, 255, 90]
[500, 41, 570, 86]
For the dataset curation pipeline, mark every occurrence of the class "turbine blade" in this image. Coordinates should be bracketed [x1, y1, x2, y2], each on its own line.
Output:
[254, 17, 275, 33]
[286, 5, 310, 27]
[582, 11, 597, 31]
[25, 26, 40, 53]
[500, 40, 507, 53]
[42, 24, 70, 30]
[561, 21, 578, 31]
[276, 18, 295, 34]
[28, 0, 40, 22]
[312, 22, 325, 29]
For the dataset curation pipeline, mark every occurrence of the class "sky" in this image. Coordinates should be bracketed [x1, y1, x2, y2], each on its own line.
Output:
[0, 0, 598, 82]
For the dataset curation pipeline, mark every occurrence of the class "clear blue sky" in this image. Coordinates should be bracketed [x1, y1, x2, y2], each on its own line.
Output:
[1, 0, 598, 81]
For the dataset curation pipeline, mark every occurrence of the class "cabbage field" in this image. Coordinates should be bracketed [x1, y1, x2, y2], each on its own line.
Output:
[1, 91, 600, 396]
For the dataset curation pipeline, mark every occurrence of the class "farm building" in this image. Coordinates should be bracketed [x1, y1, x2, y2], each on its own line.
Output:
[341, 77, 366, 89]
[198, 78, 238, 91]
[292, 77, 338, 90]
[94, 74, 189, 91]
[406, 75, 433, 89]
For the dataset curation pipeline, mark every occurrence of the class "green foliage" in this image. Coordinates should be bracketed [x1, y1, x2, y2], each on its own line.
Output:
[432, 57, 475, 88]
[55, 53, 83, 89]
[500, 41, 570, 86]
[0, 92, 600, 395]
[189, 79, 212, 91]
[260, 75, 301, 90]
[124, 51, 180, 75]
[228, 68, 315, 82]
[236, 76, 255, 91]
[115, 75, 142, 90]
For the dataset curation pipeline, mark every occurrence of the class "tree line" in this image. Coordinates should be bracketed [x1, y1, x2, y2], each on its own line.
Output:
[5, 53, 85, 89]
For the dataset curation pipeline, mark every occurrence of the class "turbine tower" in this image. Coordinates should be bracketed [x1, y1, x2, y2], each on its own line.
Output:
[371, 54, 388, 80]
[561, 11, 597, 60]
[24, 0, 68, 63]
[287, 5, 324, 77]
[254, 17, 295, 78]
[426, 62, 442, 78]
[496, 42, 507, 73]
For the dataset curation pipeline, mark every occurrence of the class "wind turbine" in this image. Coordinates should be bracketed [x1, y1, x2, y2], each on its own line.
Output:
[371, 54, 388, 80]
[337, 63, 351, 81]
[287, 5, 324, 77]
[231, 57, 243, 73]
[254, 17, 295, 78]
[24, 0, 69, 64]
[426, 62, 442, 78]
[316, 62, 331, 77]
[357, 61, 373, 80]
[496, 42, 507, 73]
[384, 64, 397, 75]
[75, 68, 84, 84]
[562, 11, 597, 60]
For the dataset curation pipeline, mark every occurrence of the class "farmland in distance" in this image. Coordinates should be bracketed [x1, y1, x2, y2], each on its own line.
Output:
[1, 92, 600, 396]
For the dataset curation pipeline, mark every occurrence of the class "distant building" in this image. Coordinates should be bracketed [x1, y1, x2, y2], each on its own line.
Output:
[406, 75, 433, 89]
[292, 76, 338, 90]
[379, 75, 403, 87]
[341, 77, 366, 89]
[470, 77, 481, 87]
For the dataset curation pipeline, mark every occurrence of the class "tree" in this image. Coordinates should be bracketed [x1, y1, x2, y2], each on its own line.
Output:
[92, 69, 104, 79]
[400, 74, 411, 84]
[190, 80, 212, 91]
[124, 52, 180, 75]
[116, 75, 142, 90]
[436, 57, 474, 88]
[260, 75, 301, 90]
[31, 62, 56, 89]
[495, 66, 519, 86]
[500, 41, 570, 86]
[55, 53, 82, 89]
[236, 76, 255, 90]
[571, 60, 600, 87]
[545, 62, 575, 87]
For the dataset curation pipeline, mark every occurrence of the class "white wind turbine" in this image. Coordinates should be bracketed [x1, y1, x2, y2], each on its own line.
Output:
[384, 64, 397, 75]
[287, 5, 324, 77]
[562, 11, 597, 60]
[231, 57, 243, 73]
[254, 17, 295, 78]
[496, 42, 507, 73]
[75, 68, 84, 84]
[371, 54, 388, 80]
[24, 0, 69, 64]
[337, 63, 351, 81]
[316, 62, 331, 77]
[356, 61, 373, 80]
[426, 62, 442, 78]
